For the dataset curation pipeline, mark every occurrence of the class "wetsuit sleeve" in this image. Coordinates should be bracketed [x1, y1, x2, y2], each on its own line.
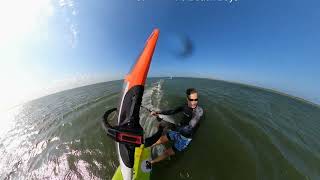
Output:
[189, 107, 203, 128]
[158, 106, 184, 115]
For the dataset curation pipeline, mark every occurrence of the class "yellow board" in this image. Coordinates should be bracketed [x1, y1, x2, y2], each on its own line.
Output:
[112, 167, 123, 180]
[112, 145, 152, 180]
[133, 145, 152, 180]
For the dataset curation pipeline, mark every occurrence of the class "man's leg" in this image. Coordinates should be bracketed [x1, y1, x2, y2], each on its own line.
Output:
[150, 147, 175, 164]
[151, 134, 169, 147]
[145, 135, 173, 169]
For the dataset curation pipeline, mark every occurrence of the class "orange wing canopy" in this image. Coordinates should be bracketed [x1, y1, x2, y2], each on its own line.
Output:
[125, 29, 160, 90]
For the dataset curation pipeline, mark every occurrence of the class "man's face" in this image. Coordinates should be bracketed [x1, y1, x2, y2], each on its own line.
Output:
[187, 92, 198, 109]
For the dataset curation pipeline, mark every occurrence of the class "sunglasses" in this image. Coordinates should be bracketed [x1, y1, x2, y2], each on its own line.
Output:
[188, 97, 198, 102]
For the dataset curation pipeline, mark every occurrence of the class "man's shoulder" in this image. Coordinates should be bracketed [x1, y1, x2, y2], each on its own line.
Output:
[196, 105, 203, 111]
[195, 106, 204, 116]
[196, 105, 203, 109]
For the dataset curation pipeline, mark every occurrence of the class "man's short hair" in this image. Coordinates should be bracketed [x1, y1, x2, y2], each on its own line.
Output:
[186, 88, 197, 96]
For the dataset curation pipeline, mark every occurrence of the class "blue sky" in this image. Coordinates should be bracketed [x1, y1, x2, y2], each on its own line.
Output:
[0, 0, 319, 110]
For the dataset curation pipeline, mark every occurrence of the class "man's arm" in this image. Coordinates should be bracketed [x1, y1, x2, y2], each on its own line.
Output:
[158, 106, 184, 115]
[189, 106, 203, 128]
[151, 106, 184, 116]
[177, 107, 203, 137]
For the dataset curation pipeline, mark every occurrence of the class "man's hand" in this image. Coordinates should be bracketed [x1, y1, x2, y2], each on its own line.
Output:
[157, 123, 165, 130]
[150, 111, 159, 116]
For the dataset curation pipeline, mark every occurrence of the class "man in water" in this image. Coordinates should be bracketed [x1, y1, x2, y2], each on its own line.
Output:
[146, 88, 204, 168]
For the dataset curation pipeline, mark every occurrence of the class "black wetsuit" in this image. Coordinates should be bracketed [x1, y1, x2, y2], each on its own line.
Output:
[158, 104, 203, 138]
